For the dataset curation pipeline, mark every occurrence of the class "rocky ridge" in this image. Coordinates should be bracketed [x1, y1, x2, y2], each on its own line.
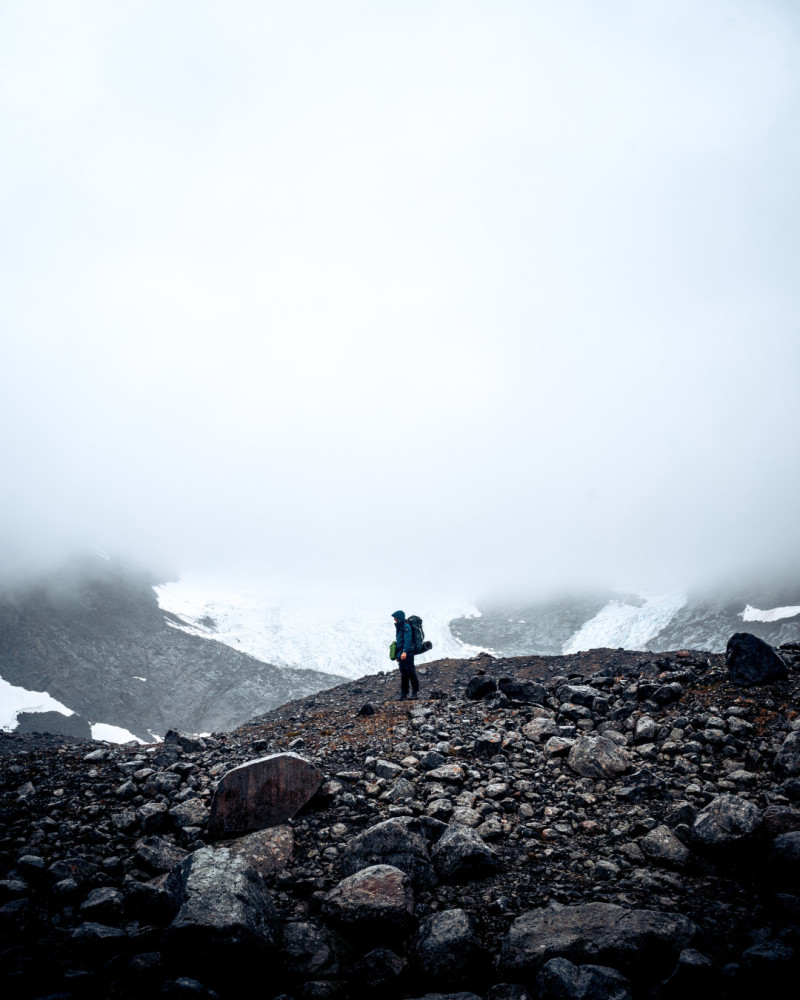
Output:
[2, 637, 800, 998]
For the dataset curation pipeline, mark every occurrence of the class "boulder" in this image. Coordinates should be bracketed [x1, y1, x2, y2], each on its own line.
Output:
[466, 675, 497, 700]
[169, 799, 210, 830]
[726, 633, 788, 686]
[134, 836, 188, 874]
[769, 831, 800, 891]
[522, 718, 557, 741]
[501, 902, 695, 982]
[414, 908, 484, 984]
[535, 957, 632, 1000]
[322, 864, 414, 930]
[615, 769, 668, 803]
[352, 947, 408, 990]
[281, 920, 349, 977]
[222, 824, 294, 877]
[498, 678, 547, 704]
[638, 825, 690, 867]
[568, 736, 632, 779]
[691, 794, 762, 848]
[425, 764, 465, 784]
[207, 752, 322, 837]
[79, 886, 125, 922]
[341, 817, 436, 888]
[163, 847, 278, 981]
[557, 685, 600, 708]
[431, 824, 501, 881]
[774, 731, 800, 777]
[657, 948, 716, 999]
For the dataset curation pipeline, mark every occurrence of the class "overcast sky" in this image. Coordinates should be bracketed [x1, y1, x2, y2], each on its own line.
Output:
[1, 0, 798, 600]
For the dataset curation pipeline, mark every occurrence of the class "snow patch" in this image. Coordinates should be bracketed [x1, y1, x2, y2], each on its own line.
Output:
[562, 593, 687, 654]
[155, 580, 483, 680]
[0, 676, 75, 731]
[740, 604, 800, 623]
[91, 723, 145, 744]
[132, 676, 147, 682]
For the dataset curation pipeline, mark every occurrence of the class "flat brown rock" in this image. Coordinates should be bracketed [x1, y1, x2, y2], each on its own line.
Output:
[208, 752, 322, 837]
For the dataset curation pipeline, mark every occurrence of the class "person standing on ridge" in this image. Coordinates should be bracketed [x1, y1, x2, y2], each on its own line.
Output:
[392, 610, 419, 700]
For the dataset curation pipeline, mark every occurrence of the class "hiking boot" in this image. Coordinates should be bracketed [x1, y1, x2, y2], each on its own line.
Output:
[398, 694, 407, 701]
[410, 691, 419, 700]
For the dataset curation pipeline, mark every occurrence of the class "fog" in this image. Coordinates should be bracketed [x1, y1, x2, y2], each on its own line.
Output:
[1, 1, 798, 602]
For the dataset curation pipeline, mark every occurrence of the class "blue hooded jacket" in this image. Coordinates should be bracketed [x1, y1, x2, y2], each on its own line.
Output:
[392, 610, 413, 658]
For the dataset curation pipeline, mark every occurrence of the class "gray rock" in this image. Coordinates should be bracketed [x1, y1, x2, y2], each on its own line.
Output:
[80, 886, 125, 922]
[137, 801, 168, 832]
[341, 816, 436, 888]
[163, 846, 278, 977]
[638, 825, 690, 867]
[769, 831, 800, 890]
[414, 908, 484, 984]
[634, 717, 659, 744]
[431, 824, 501, 881]
[658, 948, 716, 999]
[557, 685, 601, 708]
[726, 632, 788, 686]
[134, 836, 188, 873]
[281, 920, 348, 977]
[535, 957, 632, 999]
[221, 824, 293, 878]
[523, 718, 557, 741]
[568, 736, 632, 779]
[353, 947, 408, 990]
[405, 994, 482, 1000]
[420, 750, 447, 770]
[424, 764, 465, 784]
[615, 769, 668, 803]
[774, 731, 800, 777]
[499, 677, 547, 703]
[466, 675, 497, 699]
[376, 759, 403, 780]
[501, 902, 695, 981]
[208, 752, 322, 837]
[545, 737, 576, 757]
[322, 864, 414, 929]
[691, 794, 762, 848]
[382, 777, 415, 803]
[169, 798, 210, 829]
[70, 921, 126, 950]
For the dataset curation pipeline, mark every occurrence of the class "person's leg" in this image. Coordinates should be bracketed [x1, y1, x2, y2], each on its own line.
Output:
[407, 655, 419, 696]
[399, 661, 410, 698]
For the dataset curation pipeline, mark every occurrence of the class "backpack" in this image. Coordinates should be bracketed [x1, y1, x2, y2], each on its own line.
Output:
[406, 615, 433, 656]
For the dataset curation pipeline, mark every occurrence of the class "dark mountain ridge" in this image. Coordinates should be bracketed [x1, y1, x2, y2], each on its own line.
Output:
[0, 557, 345, 740]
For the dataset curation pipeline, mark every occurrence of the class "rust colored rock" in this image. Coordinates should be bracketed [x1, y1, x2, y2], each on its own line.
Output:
[222, 824, 294, 877]
[322, 864, 414, 928]
[208, 752, 322, 838]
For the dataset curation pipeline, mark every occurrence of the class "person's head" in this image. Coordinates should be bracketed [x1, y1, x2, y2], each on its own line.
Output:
[392, 609, 405, 623]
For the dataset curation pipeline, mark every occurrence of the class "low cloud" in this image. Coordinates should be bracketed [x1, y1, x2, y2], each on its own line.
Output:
[1, 1, 798, 600]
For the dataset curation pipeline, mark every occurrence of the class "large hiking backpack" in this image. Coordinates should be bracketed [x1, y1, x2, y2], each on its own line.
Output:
[406, 615, 433, 656]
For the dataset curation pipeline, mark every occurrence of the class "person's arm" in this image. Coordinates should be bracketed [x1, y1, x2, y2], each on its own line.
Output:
[400, 622, 412, 659]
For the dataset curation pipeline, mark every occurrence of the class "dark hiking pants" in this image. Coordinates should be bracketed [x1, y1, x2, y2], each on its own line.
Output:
[399, 655, 419, 696]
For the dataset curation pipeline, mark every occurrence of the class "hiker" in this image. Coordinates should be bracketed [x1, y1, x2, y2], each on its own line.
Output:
[392, 609, 419, 700]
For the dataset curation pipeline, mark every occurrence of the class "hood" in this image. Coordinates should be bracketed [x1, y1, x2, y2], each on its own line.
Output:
[391, 610, 405, 622]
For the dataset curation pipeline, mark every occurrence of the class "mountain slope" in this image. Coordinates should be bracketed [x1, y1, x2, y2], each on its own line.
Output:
[0, 557, 345, 739]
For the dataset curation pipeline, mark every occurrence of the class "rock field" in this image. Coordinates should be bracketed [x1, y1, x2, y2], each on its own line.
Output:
[2, 635, 800, 999]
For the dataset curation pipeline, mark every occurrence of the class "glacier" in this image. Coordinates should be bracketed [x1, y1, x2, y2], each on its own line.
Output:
[156, 579, 486, 679]
[562, 593, 689, 654]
